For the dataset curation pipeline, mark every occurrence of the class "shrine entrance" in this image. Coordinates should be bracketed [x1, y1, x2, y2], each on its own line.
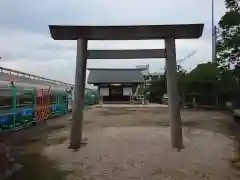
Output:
[108, 85, 123, 101]
[48, 24, 204, 150]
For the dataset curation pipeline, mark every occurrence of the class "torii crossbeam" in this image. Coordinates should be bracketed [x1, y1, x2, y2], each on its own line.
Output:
[49, 24, 204, 150]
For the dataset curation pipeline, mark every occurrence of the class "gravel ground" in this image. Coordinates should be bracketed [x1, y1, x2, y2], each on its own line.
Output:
[6, 107, 240, 180]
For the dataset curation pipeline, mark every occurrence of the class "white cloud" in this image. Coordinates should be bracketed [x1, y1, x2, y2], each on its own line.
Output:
[0, 0, 226, 83]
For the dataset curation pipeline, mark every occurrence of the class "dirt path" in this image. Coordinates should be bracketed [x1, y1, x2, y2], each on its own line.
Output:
[6, 107, 240, 180]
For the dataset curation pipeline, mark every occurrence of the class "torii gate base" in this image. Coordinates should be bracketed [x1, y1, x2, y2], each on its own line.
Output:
[49, 24, 204, 150]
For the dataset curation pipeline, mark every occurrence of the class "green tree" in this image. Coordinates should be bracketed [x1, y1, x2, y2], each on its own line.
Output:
[146, 66, 187, 103]
[178, 69, 188, 99]
[184, 62, 240, 106]
[184, 62, 221, 105]
[217, 0, 240, 68]
[146, 73, 166, 103]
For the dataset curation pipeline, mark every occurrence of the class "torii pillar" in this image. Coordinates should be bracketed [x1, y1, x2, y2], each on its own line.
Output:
[49, 24, 204, 150]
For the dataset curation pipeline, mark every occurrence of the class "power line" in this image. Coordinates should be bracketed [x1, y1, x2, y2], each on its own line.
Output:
[159, 50, 198, 71]
[177, 51, 197, 64]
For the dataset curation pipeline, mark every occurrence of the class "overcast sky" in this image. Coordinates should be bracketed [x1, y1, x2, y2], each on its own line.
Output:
[0, 0, 226, 84]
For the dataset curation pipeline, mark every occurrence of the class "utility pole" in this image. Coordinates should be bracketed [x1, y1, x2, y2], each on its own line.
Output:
[213, 26, 217, 63]
[212, 0, 216, 62]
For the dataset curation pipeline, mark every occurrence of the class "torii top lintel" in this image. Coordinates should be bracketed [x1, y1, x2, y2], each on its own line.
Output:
[49, 24, 204, 40]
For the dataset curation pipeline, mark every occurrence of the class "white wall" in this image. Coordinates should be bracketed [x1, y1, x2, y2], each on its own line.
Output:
[100, 87, 109, 96]
[123, 87, 132, 96]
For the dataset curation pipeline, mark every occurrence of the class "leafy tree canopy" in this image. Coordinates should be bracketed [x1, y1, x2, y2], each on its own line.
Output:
[217, 0, 240, 68]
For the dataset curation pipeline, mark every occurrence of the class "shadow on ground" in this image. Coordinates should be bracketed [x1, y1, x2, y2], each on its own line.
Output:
[6, 115, 71, 180]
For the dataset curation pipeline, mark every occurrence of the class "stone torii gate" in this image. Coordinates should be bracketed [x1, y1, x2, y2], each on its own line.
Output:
[48, 24, 204, 150]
